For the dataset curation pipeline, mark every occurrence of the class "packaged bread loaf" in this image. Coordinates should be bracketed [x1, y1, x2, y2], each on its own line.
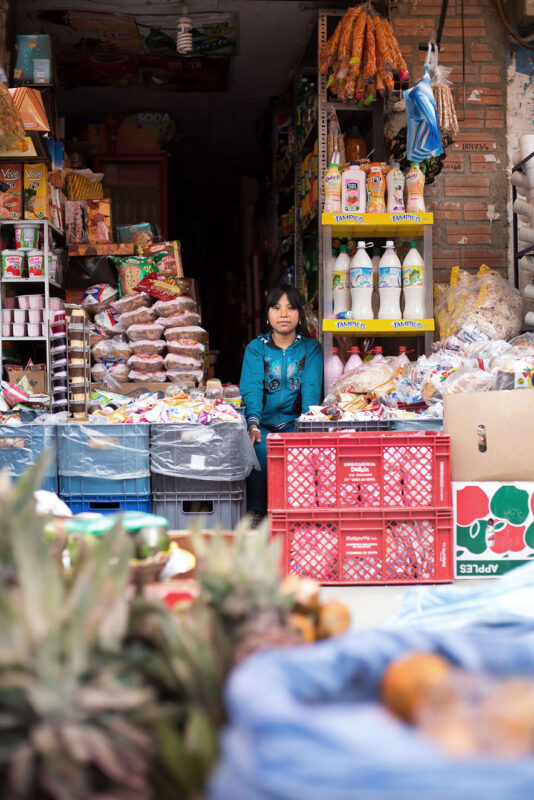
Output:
[110, 292, 151, 315]
[119, 306, 157, 328]
[153, 296, 197, 317]
[165, 353, 204, 371]
[156, 311, 202, 329]
[164, 326, 205, 343]
[92, 337, 132, 362]
[94, 310, 123, 337]
[127, 323, 165, 342]
[129, 369, 167, 382]
[167, 369, 204, 385]
[127, 354, 165, 373]
[91, 361, 130, 383]
[166, 340, 205, 358]
[131, 339, 166, 357]
[82, 283, 118, 314]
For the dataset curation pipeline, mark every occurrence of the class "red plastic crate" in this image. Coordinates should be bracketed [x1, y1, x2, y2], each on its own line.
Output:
[270, 508, 453, 585]
[267, 431, 451, 511]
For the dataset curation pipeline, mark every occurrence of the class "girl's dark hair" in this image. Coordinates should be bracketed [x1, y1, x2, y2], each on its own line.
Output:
[264, 283, 310, 337]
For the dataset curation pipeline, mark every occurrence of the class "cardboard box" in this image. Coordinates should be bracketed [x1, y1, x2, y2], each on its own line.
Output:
[454, 481, 534, 578]
[444, 391, 534, 482]
[7, 367, 47, 394]
[116, 222, 155, 247]
[87, 198, 112, 244]
[0, 163, 22, 220]
[23, 162, 49, 219]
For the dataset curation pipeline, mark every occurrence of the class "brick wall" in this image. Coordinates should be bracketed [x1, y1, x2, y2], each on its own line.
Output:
[391, 0, 509, 282]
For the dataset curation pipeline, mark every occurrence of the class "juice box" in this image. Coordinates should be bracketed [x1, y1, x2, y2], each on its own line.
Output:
[0, 163, 22, 220]
[23, 162, 49, 220]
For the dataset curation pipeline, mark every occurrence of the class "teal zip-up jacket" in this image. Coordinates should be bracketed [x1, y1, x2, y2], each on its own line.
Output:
[240, 333, 323, 431]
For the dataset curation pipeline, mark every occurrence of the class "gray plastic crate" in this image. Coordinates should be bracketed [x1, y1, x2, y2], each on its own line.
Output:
[151, 473, 245, 497]
[391, 419, 443, 431]
[152, 490, 246, 530]
[295, 419, 392, 432]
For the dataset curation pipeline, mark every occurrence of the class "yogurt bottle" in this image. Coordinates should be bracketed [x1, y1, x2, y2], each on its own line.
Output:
[378, 240, 402, 319]
[324, 161, 342, 213]
[341, 162, 366, 213]
[402, 240, 425, 319]
[350, 241, 374, 318]
[367, 163, 386, 213]
[406, 163, 425, 213]
[332, 244, 351, 316]
[386, 163, 405, 213]
[344, 346, 362, 373]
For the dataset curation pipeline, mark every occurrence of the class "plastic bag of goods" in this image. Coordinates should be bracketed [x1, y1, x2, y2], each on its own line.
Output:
[110, 292, 151, 315]
[130, 339, 166, 357]
[81, 283, 118, 314]
[91, 336, 132, 362]
[93, 309, 123, 337]
[166, 340, 205, 358]
[440, 368, 493, 395]
[165, 353, 204, 371]
[435, 267, 522, 341]
[91, 361, 129, 383]
[156, 311, 202, 329]
[153, 296, 197, 317]
[164, 326, 205, 343]
[332, 360, 396, 398]
[129, 369, 167, 383]
[403, 61, 443, 161]
[127, 354, 165, 373]
[126, 322, 166, 342]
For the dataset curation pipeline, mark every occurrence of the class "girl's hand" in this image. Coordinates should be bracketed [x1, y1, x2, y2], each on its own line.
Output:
[249, 427, 261, 445]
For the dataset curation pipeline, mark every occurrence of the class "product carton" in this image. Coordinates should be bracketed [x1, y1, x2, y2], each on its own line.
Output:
[23, 162, 49, 220]
[87, 198, 112, 244]
[0, 163, 22, 220]
[65, 200, 88, 243]
[443, 391, 534, 482]
[454, 481, 534, 578]
[6, 367, 47, 394]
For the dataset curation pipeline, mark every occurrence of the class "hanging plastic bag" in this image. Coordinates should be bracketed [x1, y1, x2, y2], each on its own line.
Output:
[430, 47, 460, 139]
[403, 44, 442, 162]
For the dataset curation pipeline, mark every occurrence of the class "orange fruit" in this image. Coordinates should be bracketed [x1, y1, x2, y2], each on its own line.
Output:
[381, 651, 452, 722]
[317, 601, 350, 639]
[288, 613, 316, 643]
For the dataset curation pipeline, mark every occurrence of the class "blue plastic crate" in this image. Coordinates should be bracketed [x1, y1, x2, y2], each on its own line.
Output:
[60, 493, 153, 515]
[59, 474, 151, 496]
[58, 424, 150, 490]
[0, 424, 57, 492]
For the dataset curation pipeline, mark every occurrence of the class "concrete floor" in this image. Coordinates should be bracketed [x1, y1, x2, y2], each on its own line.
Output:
[322, 580, 494, 631]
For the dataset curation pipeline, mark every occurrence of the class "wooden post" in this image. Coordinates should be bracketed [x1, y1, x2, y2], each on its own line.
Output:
[0, 0, 13, 79]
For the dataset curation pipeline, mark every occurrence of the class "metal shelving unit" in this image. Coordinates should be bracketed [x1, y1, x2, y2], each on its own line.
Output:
[0, 220, 66, 401]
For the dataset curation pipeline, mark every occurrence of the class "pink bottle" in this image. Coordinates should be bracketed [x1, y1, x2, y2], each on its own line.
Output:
[344, 346, 363, 373]
[372, 346, 384, 362]
[327, 346, 344, 394]
[398, 346, 410, 368]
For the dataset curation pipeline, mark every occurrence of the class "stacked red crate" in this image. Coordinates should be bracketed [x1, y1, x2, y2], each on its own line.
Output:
[267, 431, 453, 585]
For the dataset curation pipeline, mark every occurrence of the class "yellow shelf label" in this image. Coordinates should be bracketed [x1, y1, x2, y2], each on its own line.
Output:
[322, 318, 435, 335]
[321, 211, 433, 238]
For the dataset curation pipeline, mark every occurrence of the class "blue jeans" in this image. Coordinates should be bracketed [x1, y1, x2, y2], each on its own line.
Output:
[246, 423, 295, 515]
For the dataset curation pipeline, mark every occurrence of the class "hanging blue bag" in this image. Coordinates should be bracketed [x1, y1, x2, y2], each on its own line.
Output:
[403, 45, 443, 162]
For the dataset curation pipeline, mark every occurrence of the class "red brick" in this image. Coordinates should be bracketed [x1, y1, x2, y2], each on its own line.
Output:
[461, 256, 505, 269]
[470, 153, 498, 172]
[463, 202, 497, 221]
[471, 43, 494, 62]
[435, 209, 462, 219]
[467, 88, 503, 105]
[445, 176, 490, 196]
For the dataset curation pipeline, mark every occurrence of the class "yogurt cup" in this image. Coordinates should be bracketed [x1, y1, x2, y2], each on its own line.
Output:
[27, 322, 41, 337]
[26, 250, 44, 277]
[49, 297, 63, 310]
[41, 323, 47, 337]
[18, 295, 44, 310]
[28, 309, 42, 323]
[13, 309, 26, 324]
[3, 297, 16, 309]
[2, 309, 12, 323]
[12, 323, 25, 337]
[15, 222, 40, 250]
[2, 323, 11, 337]
[2, 250, 24, 277]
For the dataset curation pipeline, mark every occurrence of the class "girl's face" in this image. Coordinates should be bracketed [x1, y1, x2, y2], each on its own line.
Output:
[268, 293, 299, 336]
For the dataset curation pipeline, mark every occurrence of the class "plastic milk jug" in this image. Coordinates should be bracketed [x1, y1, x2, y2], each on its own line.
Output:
[378, 240, 402, 319]
[386, 162, 406, 213]
[405, 163, 425, 213]
[332, 244, 351, 316]
[350, 241, 374, 318]
[402, 240, 425, 319]
[341, 162, 366, 213]
[344, 346, 362, 373]
[324, 161, 342, 213]
[367, 163, 386, 213]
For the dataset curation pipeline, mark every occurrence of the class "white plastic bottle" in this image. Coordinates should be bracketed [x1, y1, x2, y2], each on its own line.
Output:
[372, 345, 384, 362]
[371, 246, 381, 317]
[350, 240, 374, 318]
[324, 161, 342, 213]
[405, 163, 425, 213]
[386, 162, 406, 213]
[402, 240, 425, 319]
[398, 346, 410, 369]
[332, 244, 351, 316]
[378, 240, 402, 319]
[341, 161, 367, 213]
[344, 346, 362, 373]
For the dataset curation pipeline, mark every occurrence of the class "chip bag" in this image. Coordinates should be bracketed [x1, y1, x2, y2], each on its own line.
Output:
[111, 253, 163, 297]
